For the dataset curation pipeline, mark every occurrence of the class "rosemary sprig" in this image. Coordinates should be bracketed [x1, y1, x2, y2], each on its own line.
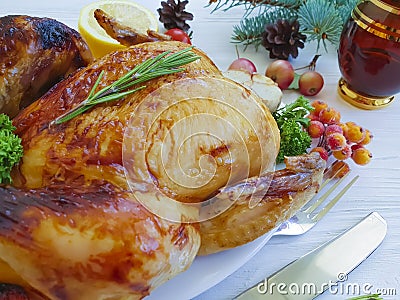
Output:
[50, 46, 201, 126]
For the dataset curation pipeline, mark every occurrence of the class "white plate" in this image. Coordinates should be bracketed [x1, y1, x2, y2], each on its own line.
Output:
[146, 231, 274, 300]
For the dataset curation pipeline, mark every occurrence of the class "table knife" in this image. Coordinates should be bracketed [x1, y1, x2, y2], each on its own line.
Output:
[235, 212, 387, 299]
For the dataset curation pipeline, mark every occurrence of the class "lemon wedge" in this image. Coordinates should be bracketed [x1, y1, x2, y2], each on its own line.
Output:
[78, 0, 158, 58]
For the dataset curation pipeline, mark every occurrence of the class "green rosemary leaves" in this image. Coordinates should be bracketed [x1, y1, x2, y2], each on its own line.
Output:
[50, 46, 201, 126]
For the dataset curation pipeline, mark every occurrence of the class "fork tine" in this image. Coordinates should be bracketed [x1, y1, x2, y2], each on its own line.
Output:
[311, 175, 359, 222]
[305, 171, 350, 214]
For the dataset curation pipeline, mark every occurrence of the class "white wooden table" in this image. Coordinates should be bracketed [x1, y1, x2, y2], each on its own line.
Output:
[3, 1, 399, 299]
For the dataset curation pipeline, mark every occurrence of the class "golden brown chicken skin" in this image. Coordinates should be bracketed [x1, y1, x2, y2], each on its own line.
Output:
[0, 15, 93, 117]
[0, 184, 199, 300]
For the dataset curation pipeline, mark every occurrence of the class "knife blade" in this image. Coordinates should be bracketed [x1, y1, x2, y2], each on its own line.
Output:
[235, 212, 387, 300]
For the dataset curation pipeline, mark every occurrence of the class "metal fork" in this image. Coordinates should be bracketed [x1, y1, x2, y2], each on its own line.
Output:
[273, 169, 359, 236]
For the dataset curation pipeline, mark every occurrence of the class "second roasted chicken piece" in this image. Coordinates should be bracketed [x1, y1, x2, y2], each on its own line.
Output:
[0, 15, 93, 117]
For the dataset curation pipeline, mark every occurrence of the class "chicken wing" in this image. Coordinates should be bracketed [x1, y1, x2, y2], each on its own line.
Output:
[0, 15, 93, 117]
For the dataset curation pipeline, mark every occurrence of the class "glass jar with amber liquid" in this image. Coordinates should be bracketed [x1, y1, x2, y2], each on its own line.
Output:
[338, 0, 400, 109]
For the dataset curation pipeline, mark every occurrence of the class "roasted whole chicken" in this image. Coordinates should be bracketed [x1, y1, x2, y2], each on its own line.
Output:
[0, 15, 93, 117]
[0, 41, 325, 299]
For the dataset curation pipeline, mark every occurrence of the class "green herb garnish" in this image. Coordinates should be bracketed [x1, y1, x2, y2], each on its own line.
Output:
[0, 114, 23, 184]
[50, 46, 201, 125]
[272, 96, 314, 163]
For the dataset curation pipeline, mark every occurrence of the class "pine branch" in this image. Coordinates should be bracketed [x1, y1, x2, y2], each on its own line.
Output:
[297, 0, 344, 52]
[210, 0, 359, 56]
[208, 0, 302, 16]
[232, 7, 297, 49]
[336, 0, 359, 23]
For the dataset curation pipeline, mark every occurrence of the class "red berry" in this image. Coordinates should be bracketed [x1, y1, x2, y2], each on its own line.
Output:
[359, 129, 373, 145]
[325, 124, 343, 136]
[298, 71, 324, 96]
[352, 147, 372, 165]
[345, 122, 365, 143]
[319, 107, 341, 125]
[308, 120, 325, 138]
[351, 143, 364, 152]
[326, 132, 347, 151]
[311, 100, 328, 116]
[307, 113, 320, 121]
[338, 123, 349, 138]
[332, 144, 352, 160]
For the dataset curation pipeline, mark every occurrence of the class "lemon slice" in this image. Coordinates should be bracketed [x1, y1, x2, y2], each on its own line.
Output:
[78, 0, 158, 58]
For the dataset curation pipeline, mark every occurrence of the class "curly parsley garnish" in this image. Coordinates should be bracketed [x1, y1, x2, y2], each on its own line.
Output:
[0, 114, 23, 184]
[272, 96, 314, 163]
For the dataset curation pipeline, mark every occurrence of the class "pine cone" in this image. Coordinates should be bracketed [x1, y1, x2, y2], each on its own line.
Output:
[261, 19, 306, 60]
[157, 0, 194, 32]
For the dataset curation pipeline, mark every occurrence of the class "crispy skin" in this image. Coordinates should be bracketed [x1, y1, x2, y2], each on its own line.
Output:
[11, 41, 279, 200]
[94, 9, 171, 46]
[0, 15, 93, 117]
[198, 153, 325, 255]
[0, 184, 199, 300]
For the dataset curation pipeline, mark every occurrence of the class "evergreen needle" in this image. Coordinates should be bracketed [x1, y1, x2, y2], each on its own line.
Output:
[50, 47, 201, 126]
